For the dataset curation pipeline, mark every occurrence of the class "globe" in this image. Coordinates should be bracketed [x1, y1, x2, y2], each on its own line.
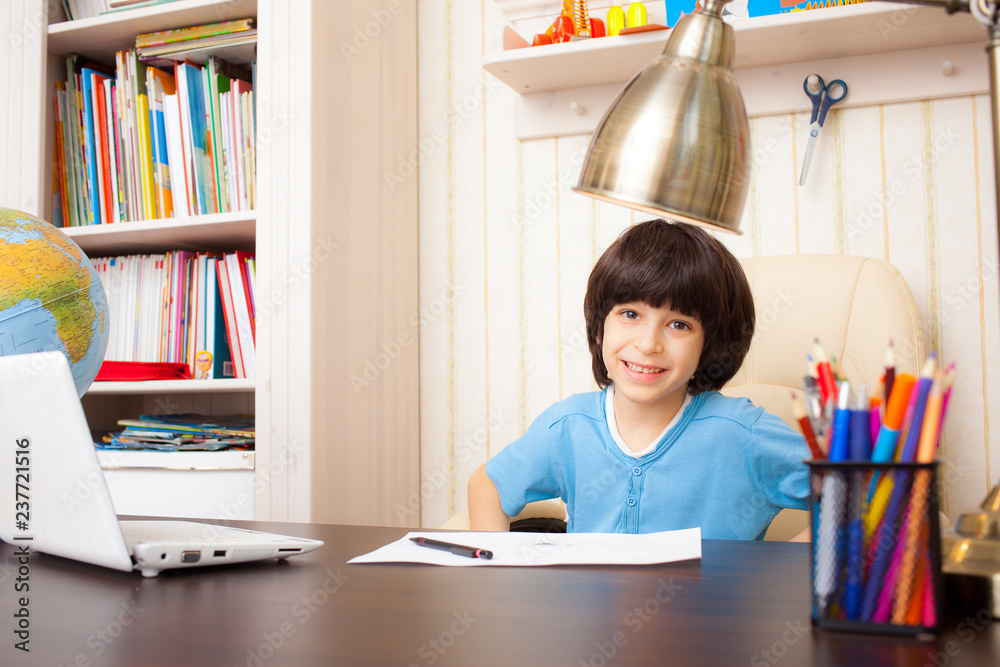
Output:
[0, 207, 109, 396]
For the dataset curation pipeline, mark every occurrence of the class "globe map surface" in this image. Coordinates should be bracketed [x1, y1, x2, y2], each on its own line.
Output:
[0, 207, 109, 396]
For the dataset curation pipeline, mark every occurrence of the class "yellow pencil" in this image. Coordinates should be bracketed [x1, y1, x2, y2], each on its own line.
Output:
[916, 371, 944, 463]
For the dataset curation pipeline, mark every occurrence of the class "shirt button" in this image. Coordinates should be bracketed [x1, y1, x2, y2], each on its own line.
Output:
[626, 497, 637, 507]
[632, 466, 642, 476]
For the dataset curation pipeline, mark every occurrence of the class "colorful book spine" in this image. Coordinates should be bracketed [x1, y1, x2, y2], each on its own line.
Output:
[79, 67, 107, 224]
[206, 56, 231, 213]
[146, 66, 176, 219]
[215, 255, 244, 379]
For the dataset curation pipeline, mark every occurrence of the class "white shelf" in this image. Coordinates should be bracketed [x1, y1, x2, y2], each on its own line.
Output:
[63, 211, 256, 256]
[97, 448, 255, 520]
[48, 0, 259, 61]
[87, 378, 256, 394]
[484, 3, 985, 93]
[485, 2, 990, 139]
[97, 449, 255, 470]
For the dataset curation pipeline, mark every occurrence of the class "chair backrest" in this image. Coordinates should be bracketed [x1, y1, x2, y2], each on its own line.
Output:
[724, 255, 925, 540]
[723, 254, 926, 433]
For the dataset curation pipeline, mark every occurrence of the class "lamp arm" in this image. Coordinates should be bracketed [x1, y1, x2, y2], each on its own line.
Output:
[876, 0, 1000, 290]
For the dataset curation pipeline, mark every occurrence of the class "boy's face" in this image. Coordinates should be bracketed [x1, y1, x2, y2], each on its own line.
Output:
[601, 301, 704, 412]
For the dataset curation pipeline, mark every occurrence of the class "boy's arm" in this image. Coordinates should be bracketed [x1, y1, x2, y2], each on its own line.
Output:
[468, 464, 511, 531]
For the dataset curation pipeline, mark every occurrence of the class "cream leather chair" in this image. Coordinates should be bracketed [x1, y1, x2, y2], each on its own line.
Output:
[443, 255, 926, 539]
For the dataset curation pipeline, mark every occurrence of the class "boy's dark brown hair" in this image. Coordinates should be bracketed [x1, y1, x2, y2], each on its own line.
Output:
[583, 219, 755, 394]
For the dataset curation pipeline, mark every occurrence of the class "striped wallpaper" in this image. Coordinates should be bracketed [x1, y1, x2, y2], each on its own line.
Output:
[416, 0, 1000, 528]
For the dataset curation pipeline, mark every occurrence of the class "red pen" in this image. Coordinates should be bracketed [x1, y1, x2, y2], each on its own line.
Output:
[813, 339, 837, 405]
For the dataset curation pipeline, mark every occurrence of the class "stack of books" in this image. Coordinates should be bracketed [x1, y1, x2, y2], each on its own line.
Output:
[99, 413, 255, 451]
[136, 18, 257, 68]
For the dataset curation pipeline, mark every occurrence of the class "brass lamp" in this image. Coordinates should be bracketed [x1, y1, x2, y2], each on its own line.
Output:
[573, 0, 750, 234]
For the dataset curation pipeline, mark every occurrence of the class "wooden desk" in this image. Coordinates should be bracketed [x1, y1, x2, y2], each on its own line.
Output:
[1, 521, 997, 666]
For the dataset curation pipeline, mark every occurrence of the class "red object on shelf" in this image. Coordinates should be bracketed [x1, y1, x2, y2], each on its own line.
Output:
[96, 360, 193, 382]
[552, 15, 574, 42]
[532, 33, 553, 46]
[589, 17, 606, 38]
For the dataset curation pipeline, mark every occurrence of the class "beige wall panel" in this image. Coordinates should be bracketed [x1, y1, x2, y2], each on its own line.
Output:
[450, 1, 491, 525]
[417, 0, 456, 527]
[841, 105, 888, 260]
[479, 1, 524, 509]
[521, 138, 562, 422]
[1, 0, 45, 215]
[558, 135, 601, 400]
[884, 101, 934, 348]
[932, 96, 991, 517]
[595, 199, 632, 255]
[309, 0, 419, 526]
[796, 108, 841, 254]
[482, 122, 523, 456]
[751, 114, 799, 257]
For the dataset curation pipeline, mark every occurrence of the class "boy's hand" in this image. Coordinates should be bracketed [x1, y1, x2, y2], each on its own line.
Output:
[468, 464, 511, 531]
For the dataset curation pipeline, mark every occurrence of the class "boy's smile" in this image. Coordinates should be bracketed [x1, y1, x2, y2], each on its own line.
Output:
[602, 301, 704, 427]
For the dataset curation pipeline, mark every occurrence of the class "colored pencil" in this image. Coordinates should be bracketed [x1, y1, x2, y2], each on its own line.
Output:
[850, 383, 871, 460]
[871, 374, 916, 462]
[792, 394, 824, 459]
[893, 371, 944, 623]
[828, 381, 852, 462]
[813, 339, 837, 406]
[897, 353, 937, 463]
[883, 338, 895, 405]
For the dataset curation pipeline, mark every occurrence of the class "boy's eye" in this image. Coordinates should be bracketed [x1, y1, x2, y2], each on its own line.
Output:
[669, 320, 692, 331]
[621, 310, 640, 320]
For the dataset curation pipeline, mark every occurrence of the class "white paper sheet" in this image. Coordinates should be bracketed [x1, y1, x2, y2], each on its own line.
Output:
[347, 528, 702, 566]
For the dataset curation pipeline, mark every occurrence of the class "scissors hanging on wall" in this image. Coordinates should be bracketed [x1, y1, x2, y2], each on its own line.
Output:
[799, 74, 848, 187]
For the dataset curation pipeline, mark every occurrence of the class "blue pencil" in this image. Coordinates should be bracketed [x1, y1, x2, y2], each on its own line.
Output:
[897, 353, 936, 463]
[828, 382, 852, 461]
[845, 384, 870, 619]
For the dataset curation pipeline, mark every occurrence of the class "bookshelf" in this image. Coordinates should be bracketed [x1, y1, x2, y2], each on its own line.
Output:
[8, 0, 420, 526]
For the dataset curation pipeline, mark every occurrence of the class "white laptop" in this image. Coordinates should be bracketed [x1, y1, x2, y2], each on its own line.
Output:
[0, 351, 323, 577]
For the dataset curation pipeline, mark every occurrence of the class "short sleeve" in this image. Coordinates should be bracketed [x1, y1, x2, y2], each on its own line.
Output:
[750, 411, 811, 511]
[485, 411, 567, 518]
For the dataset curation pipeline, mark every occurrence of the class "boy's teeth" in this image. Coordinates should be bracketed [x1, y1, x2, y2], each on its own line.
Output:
[626, 361, 663, 374]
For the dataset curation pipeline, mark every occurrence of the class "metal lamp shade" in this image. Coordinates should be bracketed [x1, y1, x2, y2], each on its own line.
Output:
[574, 0, 751, 234]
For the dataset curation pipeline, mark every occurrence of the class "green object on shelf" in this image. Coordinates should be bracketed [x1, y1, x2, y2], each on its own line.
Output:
[0, 207, 109, 396]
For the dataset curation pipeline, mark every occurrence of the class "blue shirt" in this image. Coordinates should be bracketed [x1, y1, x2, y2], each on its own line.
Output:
[485, 388, 810, 539]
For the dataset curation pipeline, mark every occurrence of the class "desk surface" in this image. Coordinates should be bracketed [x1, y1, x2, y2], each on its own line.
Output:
[1, 521, 997, 667]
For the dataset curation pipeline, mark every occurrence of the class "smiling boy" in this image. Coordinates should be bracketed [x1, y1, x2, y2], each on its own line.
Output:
[468, 219, 810, 538]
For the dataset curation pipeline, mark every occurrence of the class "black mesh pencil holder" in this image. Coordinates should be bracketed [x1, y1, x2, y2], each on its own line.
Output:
[808, 461, 943, 636]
